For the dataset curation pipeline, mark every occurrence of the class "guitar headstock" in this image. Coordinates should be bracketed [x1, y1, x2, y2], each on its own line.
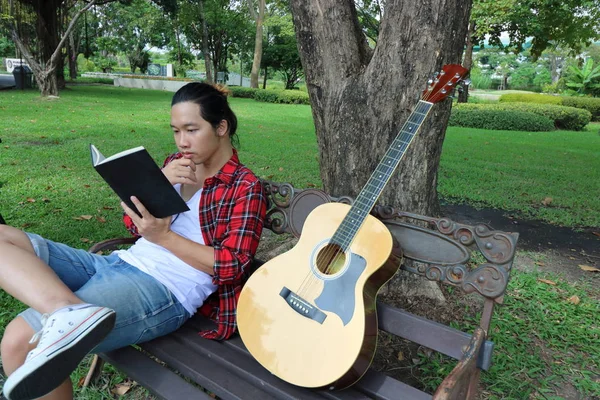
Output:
[422, 64, 469, 103]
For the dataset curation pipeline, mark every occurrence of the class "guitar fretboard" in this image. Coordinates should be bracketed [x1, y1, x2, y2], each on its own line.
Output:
[331, 100, 433, 250]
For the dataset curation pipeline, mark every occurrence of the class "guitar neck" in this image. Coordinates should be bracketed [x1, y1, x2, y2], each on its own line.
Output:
[331, 100, 434, 250]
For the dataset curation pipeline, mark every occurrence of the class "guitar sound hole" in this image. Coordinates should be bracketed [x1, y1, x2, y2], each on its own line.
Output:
[315, 244, 346, 275]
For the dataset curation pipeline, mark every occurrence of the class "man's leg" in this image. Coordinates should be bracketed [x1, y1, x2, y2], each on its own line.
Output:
[1, 318, 72, 400]
[0, 225, 115, 400]
[0, 225, 83, 313]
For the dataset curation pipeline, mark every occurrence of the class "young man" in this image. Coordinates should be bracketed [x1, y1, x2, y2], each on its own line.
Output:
[0, 82, 267, 400]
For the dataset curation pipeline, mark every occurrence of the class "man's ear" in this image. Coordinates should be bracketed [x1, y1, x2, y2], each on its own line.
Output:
[217, 120, 228, 137]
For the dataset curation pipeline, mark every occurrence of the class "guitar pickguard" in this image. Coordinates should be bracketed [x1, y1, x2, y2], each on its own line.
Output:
[314, 252, 366, 326]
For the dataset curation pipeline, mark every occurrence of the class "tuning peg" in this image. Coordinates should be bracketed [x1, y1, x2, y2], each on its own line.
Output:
[462, 79, 472, 86]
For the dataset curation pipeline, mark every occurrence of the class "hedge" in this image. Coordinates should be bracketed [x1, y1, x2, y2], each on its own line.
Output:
[561, 97, 600, 121]
[499, 93, 563, 105]
[499, 93, 600, 121]
[227, 86, 258, 99]
[228, 86, 310, 105]
[455, 103, 591, 131]
[449, 107, 555, 132]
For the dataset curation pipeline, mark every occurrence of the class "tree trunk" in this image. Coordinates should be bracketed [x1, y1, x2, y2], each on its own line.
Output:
[199, 0, 213, 83]
[249, 0, 265, 88]
[289, 0, 472, 298]
[10, 0, 96, 97]
[458, 20, 475, 103]
[68, 31, 77, 80]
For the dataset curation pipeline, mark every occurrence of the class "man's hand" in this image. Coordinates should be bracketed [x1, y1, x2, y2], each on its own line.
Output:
[162, 158, 197, 186]
[121, 196, 174, 245]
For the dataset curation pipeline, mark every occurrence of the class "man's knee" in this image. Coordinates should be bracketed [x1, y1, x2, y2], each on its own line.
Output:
[1, 317, 36, 374]
[0, 225, 34, 252]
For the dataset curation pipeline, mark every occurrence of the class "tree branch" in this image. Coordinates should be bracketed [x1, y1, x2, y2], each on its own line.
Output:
[49, 0, 96, 72]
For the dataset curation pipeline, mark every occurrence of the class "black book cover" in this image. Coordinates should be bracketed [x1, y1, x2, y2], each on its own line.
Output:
[90, 144, 189, 218]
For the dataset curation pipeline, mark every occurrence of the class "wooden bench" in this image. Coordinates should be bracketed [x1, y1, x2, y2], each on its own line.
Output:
[84, 180, 519, 400]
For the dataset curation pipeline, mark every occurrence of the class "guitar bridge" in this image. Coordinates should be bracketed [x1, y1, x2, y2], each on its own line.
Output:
[279, 287, 327, 324]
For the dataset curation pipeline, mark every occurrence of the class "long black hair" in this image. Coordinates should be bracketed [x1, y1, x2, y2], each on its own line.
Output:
[171, 82, 239, 147]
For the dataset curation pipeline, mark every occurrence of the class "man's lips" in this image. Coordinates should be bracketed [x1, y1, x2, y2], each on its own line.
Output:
[182, 153, 195, 159]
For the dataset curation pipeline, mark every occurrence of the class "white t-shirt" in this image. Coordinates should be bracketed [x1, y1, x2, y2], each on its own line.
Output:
[115, 185, 217, 316]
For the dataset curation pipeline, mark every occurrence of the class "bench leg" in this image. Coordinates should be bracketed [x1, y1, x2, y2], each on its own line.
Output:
[82, 355, 106, 387]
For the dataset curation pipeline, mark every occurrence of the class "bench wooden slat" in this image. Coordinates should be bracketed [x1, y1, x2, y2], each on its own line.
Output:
[377, 303, 494, 370]
[140, 332, 279, 400]
[167, 324, 372, 399]
[101, 346, 212, 400]
[221, 335, 373, 399]
[355, 370, 432, 400]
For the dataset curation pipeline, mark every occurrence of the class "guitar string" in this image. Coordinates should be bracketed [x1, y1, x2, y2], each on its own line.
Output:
[297, 91, 438, 298]
[296, 73, 460, 299]
[296, 100, 434, 298]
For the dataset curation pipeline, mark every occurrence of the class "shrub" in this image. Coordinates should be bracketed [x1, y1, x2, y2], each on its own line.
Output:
[561, 97, 600, 121]
[253, 90, 281, 103]
[458, 102, 591, 131]
[449, 106, 555, 132]
[253, 89, 310, 105]
[228, 86, 258, 99]
[274, 90, 310, 105]
[499, 93, 562, 105]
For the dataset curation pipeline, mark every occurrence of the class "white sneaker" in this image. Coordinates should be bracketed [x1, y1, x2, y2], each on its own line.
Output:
[2, 305, 116, 400]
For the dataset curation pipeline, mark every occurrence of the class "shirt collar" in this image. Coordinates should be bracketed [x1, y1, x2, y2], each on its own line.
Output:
[207, 149, 240, 186]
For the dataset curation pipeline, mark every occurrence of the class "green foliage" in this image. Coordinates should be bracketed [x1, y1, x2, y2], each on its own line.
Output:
[449, 107, 555, 132]
[0, 35, 15, 57]
[457, 102, 592, 131]
[252, 89, 310, 105]
[228, 86, 258, 98]
[262, 12, 303, 90]
[500, 93, 600, 121]
[561, 97, 600, 122]
[471, 0, 600, 59]
[565, 58, 600, 96]
[76, 54, 96, 73]
[469, 68, 493, 90]
[499, 93, 563, 105]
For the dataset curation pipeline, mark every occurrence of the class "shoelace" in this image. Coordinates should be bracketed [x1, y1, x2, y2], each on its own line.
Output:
[28, 313, 50, 344]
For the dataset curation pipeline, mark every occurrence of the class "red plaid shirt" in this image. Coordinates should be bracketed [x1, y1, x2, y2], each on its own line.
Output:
[123, 150, 266, 340]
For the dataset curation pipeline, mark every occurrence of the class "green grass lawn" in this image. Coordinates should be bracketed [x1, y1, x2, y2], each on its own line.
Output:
[1, 86, 599, 399]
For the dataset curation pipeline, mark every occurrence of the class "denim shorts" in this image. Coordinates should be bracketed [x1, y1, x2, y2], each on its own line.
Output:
[19, 233, 190, 353]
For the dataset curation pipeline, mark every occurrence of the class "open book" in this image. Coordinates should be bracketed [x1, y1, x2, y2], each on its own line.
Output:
[90, 144, 189, 218]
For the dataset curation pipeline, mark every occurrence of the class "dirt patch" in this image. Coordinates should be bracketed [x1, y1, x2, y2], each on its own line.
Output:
[441, 203, 600, 282]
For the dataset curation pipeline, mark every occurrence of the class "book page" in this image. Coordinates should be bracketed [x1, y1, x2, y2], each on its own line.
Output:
[92, 145, 146, 165]
[90, 144, 105, 166]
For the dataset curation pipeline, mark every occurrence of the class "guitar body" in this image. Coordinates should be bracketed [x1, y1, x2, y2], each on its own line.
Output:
[237, 202, 401, 389]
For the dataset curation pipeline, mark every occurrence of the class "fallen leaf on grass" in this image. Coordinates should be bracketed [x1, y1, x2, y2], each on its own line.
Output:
[73, 215, 93, 221]
[535, 261, 545, 266]
[26, 198, 35, 203]
[111, 381, 133, 396]
[80, 238, 91, 243]
[397, 351, 405, 361]
[102, 206, 115, 210]
[579, 265, 600, 272]
[593, 232, 600, 238]
[567, 295, 580, 305]
[96, 216, 106, 223]
[538, 278, 557, 286]
[541, 197, 553, 206]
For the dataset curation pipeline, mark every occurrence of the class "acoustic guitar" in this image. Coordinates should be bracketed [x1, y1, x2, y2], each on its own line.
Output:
[237, 64, 469, 390]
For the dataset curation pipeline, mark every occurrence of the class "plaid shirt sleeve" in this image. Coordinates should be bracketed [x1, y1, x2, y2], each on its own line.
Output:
[211, 180, 266, 284]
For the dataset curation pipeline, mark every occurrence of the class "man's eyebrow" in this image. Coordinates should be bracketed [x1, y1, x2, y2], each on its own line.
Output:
[170, 122, 199, 128]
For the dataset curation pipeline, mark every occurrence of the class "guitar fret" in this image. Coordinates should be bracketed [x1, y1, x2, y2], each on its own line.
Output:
[333, 100, 434, 251]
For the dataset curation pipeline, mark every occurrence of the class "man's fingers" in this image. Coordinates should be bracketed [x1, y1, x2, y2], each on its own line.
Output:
[130, 196, 149, 218]
[121, 201, 139, 221]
